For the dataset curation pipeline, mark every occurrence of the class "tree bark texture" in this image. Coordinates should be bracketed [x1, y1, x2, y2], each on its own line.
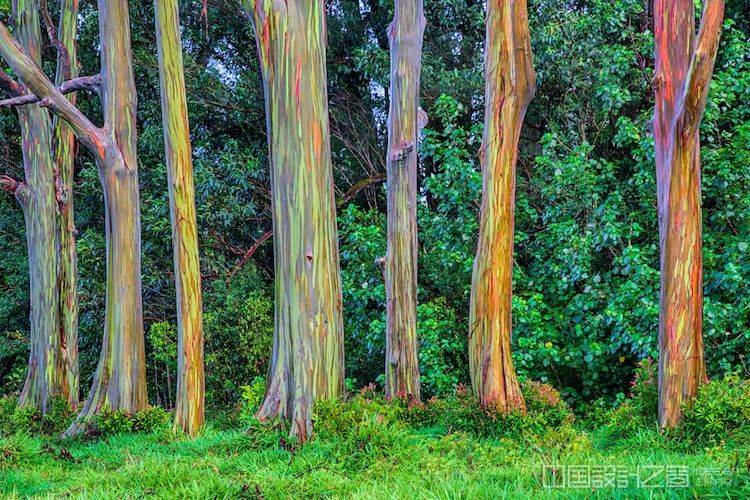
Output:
[383, 0, 425, 403]
[245, 0, 346, 442]
[12, 0, 65, 413]
[468, 0, 535, 412]
[654, 0, 724, 428]
[54, 0, 80, 410]
[155, 0, 205, 436]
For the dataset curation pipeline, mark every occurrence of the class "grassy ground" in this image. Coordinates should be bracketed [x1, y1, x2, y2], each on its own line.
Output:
[1, 423, 748, 499]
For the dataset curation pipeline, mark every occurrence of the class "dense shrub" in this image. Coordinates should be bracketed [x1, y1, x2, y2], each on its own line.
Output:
[0, 396, 74, 436]
[605, 361, 749, 445]
[405, 381, 575, 441]
[681, 373, 750, 445]
[93, 406, 171, 437]
[313, 386, 414, 470]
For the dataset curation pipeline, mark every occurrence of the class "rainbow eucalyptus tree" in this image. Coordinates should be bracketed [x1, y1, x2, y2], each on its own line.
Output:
[654, 0, 724, 428]
[54, 0, 81, 409]
[154, 0, 205, 436]
[468, 0, 535, 411]
[0, 0, 146, 437]
[245, 0, 345, 441]
[380, 0, 426, 402]
[0, 0, 64, 413]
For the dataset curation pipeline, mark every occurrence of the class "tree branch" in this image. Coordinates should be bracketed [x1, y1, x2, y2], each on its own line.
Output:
[0, 74, 99, 108]
[0, 21, 108, 162]
[0, 69, 23, 96]
[228, 228, 273, 279]
[39, 0, 72, 79]
[680, 0, 725, 134]
[228, 173, 387, 279]
[335, 173, 386, 206]
[0, 174, 19, 194]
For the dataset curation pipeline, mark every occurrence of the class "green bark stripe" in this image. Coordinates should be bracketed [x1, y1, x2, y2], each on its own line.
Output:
[246, 0, 345, 442]
[155, 0, 205, 436]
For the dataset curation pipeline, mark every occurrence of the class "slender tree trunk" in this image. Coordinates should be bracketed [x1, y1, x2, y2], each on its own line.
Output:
[54, 0, 81, 409]
[654, 0, 724, 428]
[382, 0, 425, 402]
[245, 0, 345, 442]
[12, 0, 65, 413]
[468, 0, 535, 412]
[155, 0, 205, 436]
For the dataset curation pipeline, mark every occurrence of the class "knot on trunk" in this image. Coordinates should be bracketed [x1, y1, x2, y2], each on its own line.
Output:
[391, 141, 414, 163]
[375, 256, 386, 270]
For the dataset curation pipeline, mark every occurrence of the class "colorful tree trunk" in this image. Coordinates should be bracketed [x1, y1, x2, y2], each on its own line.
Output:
[245, 0, 346, 442]
[68, 0, 147, 433]
[468, 0, 535, 412]
[54, 0, 81, 410]
[654, 0, 724, 428]
[12, 0, 65, 412]
[155, 0, 205, 436]
[382, 0, 425, 402]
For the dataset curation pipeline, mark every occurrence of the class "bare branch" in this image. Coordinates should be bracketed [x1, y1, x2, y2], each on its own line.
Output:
[0, 21, 108, 161]
[0, 69, 23, 96]
[39, 0, 71, 79]
[228, 228, 273, 279]
[336, 173, 387, 207]
[0, 174, 19, 194]
[227, 173, 387, 279]
[0, 74, 99, 108]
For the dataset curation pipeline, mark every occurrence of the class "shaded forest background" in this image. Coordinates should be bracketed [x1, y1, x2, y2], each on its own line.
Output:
[1, 0, 749, 414]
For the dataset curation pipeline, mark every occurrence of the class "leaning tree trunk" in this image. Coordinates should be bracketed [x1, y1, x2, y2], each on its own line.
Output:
[245, 0, 345, 442]
[54, 0, 81, 409]
[654, 0, 724, 428]
[468, 0, 535, 412]
[155, 0, 205, 436]
[11, 0, 65, 413]
[382, 0, 425, 403]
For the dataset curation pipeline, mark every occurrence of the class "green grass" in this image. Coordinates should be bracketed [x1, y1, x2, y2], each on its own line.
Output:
[1, 424, 748, 499]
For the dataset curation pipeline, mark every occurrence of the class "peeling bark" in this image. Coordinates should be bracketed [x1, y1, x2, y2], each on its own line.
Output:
[54, 0, 81, 410]
[382, 0, 425, 402]
[654, 0, 724, 428]
[245, 0, 345, 442]
[11, 0, 66, 413]
[468, 0, 535, 412]
[155, 0, 205, 436]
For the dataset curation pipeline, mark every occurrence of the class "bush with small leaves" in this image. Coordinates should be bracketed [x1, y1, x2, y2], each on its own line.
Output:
[681, 373, 750, 445]
[93, 406, 171, 437]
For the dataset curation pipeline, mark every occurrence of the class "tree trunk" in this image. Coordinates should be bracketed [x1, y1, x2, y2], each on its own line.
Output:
[245, 0, 345, 442]
[382, 0, 425, 403]
[468, 0, 535, 412]
[67, 0, 147, 432]
[54, 0, 81, 410]
[12, 0, 65, 413]
[654, 0, 724, 428]
[155, 0, 205, 436]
